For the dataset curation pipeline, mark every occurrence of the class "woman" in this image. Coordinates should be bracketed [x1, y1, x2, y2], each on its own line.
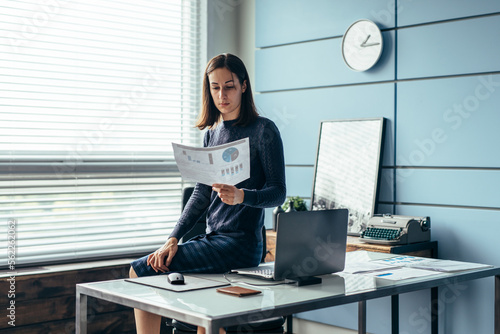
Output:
[129, 53, 286, 334]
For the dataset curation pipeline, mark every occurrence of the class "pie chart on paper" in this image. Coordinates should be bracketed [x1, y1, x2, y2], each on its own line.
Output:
[222, 147, 239, 162]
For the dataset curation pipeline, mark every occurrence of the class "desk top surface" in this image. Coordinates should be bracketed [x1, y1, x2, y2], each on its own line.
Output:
[77, 252, 500, 327]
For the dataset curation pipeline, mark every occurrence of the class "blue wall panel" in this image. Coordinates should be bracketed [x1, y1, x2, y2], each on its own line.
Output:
[255, 2, 500, 333]
[297, 299, 393, 333]
[396, 75, 500, 168]
[398, 16, 500, 79]
[256, 0, 396, 48]
[256, 83, 395, 166]
[298, 290, 430, 333]
[255, 31, 395, 92]
[285, 166, 314, 198]
[397, 0, 500, 27]
[379, 168, 395, 203]
[395, 169, 500, 209]
[396, 205, 500, 265]
[395, 205, 500, 334]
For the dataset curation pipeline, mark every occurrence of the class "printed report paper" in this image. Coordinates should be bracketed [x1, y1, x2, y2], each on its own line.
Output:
[362, 267, 440, 281]
[343, 251, 395, 274]
[373, 256, 492, 272]
[172, 138, 250, 186]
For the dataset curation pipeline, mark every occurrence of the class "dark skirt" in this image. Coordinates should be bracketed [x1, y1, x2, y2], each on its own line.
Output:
[131, 233, 262, 277]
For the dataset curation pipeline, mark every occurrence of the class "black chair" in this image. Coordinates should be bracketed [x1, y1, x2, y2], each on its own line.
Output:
[171, 317, 286, 334]
[168, 187, 285, 334]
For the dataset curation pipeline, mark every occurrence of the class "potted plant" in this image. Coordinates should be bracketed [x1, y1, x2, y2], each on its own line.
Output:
[281, 196, 308, 212]
[272, 196, 308, 231]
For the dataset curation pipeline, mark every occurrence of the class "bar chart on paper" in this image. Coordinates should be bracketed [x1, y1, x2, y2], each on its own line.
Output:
[172, 138, 250, 186]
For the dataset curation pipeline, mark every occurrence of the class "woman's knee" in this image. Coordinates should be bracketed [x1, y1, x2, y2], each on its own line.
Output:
[129, 266, 138, 278]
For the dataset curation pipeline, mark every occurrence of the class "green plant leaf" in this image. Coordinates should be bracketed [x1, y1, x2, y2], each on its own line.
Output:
[281, 196, 308, 211]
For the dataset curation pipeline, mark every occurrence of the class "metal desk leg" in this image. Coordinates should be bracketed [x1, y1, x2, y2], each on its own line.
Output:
[431, 287, 438, 334]
[205, 322, 220, 334]
[391, 295, 399, 334]
[495, 275, 500, 334]
[358, 300, 366, 334]
[286, 315, 293, 334]
[76, 291, 87, 334]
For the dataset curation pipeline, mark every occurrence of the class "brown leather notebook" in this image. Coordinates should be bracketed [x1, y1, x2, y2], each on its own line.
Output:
[216, 286, 261, 297]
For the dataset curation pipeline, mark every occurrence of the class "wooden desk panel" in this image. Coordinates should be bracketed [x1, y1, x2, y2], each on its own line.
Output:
[265, 230, 277, 262]
[346, 236, 438, 258]
[265, 230, 438, 262]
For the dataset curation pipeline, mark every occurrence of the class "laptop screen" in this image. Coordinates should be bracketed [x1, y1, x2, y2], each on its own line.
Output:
[274, 209, 349, 280]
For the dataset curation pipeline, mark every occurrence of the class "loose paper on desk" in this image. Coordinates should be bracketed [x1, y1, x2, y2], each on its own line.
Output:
[343, 251, 395, 274]
[373, 256, 492, 272]
[172, 138, 250, 186]
[364, 267, 439, 281]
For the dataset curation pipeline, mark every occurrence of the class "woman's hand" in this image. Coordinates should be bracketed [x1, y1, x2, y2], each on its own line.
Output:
[147, 237, 178, 273]
[212, 184, 244, 205]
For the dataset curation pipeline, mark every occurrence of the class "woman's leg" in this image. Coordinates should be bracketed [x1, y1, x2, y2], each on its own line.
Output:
[129, 266, 162, 334]
[197, 327, 226, 334]
[129, 234, 257, 334]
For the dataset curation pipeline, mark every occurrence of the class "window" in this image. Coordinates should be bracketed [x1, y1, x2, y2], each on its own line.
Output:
[0, 0, 204, 267]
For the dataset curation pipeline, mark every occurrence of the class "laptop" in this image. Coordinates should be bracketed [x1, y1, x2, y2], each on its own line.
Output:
[232, 209, 349, 283]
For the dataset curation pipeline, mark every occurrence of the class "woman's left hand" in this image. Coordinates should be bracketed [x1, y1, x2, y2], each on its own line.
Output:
[212, 184, 244, 205]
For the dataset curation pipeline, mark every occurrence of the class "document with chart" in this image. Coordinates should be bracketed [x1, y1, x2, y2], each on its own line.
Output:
[172, 138, 250, 186]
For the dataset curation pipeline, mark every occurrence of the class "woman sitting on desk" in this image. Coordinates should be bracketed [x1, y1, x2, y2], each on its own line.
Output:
[129, 53, 287, 334]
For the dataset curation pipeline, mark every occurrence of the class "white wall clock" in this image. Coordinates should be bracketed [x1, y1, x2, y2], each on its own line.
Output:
[342, 19, 383, 72]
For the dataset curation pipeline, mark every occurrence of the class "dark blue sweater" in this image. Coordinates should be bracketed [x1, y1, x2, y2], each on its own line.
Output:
[170, 116, 287, 244]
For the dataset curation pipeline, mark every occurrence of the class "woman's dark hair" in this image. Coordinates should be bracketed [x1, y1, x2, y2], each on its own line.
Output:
[196, 53, 258, 129]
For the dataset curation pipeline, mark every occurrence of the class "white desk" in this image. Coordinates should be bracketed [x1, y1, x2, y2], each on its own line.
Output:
[76, 252, 500, 334]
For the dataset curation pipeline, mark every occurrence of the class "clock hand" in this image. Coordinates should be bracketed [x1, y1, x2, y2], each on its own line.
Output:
[361, 42, 380, 47]
[360, 34, 371, 46]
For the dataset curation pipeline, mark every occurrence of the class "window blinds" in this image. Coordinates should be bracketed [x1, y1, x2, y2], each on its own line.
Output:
[0, 0, 203, 267]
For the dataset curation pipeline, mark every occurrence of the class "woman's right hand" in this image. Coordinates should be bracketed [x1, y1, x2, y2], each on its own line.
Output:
[147, 237, 179, 273]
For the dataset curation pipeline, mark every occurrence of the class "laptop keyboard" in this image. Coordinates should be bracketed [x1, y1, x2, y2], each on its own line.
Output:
[249, 268, 274, 278]
[235, 268, 274, 279]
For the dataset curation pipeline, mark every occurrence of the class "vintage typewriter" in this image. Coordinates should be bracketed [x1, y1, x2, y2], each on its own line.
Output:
[360, 214, 431, 245]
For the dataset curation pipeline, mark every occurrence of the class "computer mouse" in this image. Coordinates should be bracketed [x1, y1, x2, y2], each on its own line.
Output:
[167, 272, 185, 285]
